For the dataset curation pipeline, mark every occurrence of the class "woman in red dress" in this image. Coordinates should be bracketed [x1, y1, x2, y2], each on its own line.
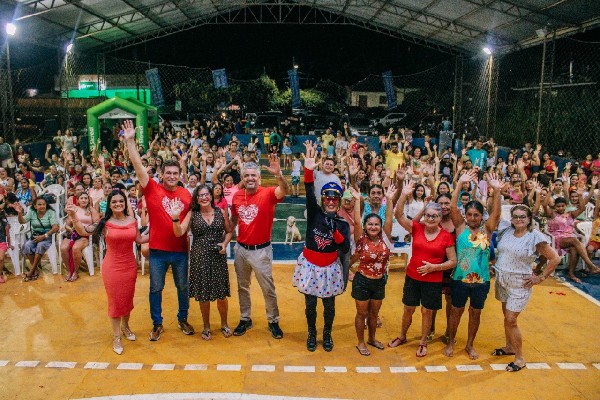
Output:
[67, 189, 148, 355]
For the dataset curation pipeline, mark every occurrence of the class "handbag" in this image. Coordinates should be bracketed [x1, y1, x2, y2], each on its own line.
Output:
[31, 212, 50, 238]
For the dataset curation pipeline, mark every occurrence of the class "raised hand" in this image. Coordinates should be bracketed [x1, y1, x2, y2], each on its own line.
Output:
[402, 180, 415, 196]
[121, 120, 136, 141]
[459, 169, 477, 184]
[592, 175, 599, 187]
[386, 183, 398, 200]
[348, 158, 360, 177]
[348, 186, 361, 200]
[395, 165, 406, 182]
[488, 171, 504, 190]
[265, 154, 282, 176]
[536, 143, 542, 152]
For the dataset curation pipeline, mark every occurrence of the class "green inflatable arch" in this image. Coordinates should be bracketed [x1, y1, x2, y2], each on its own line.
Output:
[87, 97, 153, 152]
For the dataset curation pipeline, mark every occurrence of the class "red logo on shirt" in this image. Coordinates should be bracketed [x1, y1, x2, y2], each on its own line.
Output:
[314, 235, 332, 250]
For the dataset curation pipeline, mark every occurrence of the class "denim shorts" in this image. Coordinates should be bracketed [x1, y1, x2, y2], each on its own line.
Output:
[450, 280, 490, 309]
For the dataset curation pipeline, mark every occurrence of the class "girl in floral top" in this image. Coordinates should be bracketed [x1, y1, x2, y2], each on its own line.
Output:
[348, 183, 396, 356]
[443, 169, 504, 360]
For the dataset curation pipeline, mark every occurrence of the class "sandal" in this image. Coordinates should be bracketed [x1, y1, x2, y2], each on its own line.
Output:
[376, 317, 383, 328]
[201, 329, 212, 341]
[221, 326, 232, 338]
[388, 337, 407, 348]
[355, 345, 370, 356]
[367, 340, 385, 350]
[506, 362, 526, 372]
[416, 343, 427, 358]
[491, 348, 515, 356]
[426, 331, 435, 342]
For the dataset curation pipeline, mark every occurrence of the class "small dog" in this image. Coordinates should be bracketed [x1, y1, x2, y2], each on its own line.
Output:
[285, 216, 302, 244]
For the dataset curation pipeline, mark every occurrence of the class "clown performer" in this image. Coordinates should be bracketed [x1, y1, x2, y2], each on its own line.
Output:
[293, 141, 351, 352]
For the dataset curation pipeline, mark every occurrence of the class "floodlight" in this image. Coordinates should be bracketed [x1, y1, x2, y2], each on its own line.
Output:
[482, 47, 492, 55]
[5, 23, 16, 36]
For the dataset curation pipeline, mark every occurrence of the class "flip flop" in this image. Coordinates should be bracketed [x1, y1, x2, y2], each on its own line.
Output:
[388, 337, 407, 348]
[221, 326, 232, 338]
[201, 329, 211, 341]
[355, 345, 370, 356]
[491, 348, 515, 356]
[416, 343, 427, 358]
[367, 340, 385, 350]
[506, 362, 526, 372]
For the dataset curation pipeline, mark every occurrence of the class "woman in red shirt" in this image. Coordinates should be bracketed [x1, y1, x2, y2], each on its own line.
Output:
[389, 181, 457, 357]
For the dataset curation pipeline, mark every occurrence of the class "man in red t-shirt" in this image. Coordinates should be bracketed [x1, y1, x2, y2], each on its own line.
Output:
[123, 120, 194, 342]
[230, 156, 287, 338]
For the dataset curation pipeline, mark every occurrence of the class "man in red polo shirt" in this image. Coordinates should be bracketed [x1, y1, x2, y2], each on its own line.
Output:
[231, 156, 287, 338]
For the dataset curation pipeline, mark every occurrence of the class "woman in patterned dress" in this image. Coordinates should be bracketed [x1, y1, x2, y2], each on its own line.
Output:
[170, 184, 233, 340]
[492, 204, 560, 372]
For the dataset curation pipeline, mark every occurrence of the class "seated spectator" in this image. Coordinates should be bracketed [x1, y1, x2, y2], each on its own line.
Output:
[12, 198, 59, 281]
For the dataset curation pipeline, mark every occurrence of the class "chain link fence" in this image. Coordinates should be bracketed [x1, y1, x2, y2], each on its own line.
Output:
[0, 36, 598, 157]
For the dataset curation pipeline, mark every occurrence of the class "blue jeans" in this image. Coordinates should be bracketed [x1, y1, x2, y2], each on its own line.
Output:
[149, 249, 189, 325]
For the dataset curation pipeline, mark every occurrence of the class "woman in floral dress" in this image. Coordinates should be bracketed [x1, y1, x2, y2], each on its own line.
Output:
[443, 170, 504, 359]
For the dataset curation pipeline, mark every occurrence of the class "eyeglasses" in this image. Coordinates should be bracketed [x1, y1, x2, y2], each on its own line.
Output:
[511, 215, 528, 220]
[324, 196, 340, 204]
[424, 213, 440, 220]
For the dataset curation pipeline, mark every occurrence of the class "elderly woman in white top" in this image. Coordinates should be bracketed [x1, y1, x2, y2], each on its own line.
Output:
[492, 204, 560, 372]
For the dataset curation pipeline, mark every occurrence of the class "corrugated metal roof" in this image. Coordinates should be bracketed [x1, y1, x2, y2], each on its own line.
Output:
[3, 0, 599, 54]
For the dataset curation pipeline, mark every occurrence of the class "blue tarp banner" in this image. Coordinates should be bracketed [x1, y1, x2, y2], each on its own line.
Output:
[288, 69, 301, 108]
[145, 68, 165, 107]
[381, 70, 397, 109]
[212, 68, 228, 89]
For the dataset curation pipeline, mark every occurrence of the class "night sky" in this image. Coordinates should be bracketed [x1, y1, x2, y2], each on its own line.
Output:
[113, 24, 448, 85]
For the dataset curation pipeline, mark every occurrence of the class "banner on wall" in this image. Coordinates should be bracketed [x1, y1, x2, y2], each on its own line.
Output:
[212, 68, 228, 89]
[288, 69, 301, 109]
[145, 68, 165, 107]
[381, 70, 397, 109]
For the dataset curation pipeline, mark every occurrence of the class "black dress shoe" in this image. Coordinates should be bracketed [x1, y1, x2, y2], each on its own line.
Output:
[306, 329, 317, 352]
[268, 322, 283, 339]
[323, 329, 334, 352]
[233, 319, 253, 336]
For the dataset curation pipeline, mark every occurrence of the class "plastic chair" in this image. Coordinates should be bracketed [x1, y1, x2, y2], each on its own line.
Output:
[7, 216, 26, 276]
[585, 203, 595, 220]
[41, 184, 65, 219]
[576, 220, 600, 259]
[501, 204, 513, 223]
